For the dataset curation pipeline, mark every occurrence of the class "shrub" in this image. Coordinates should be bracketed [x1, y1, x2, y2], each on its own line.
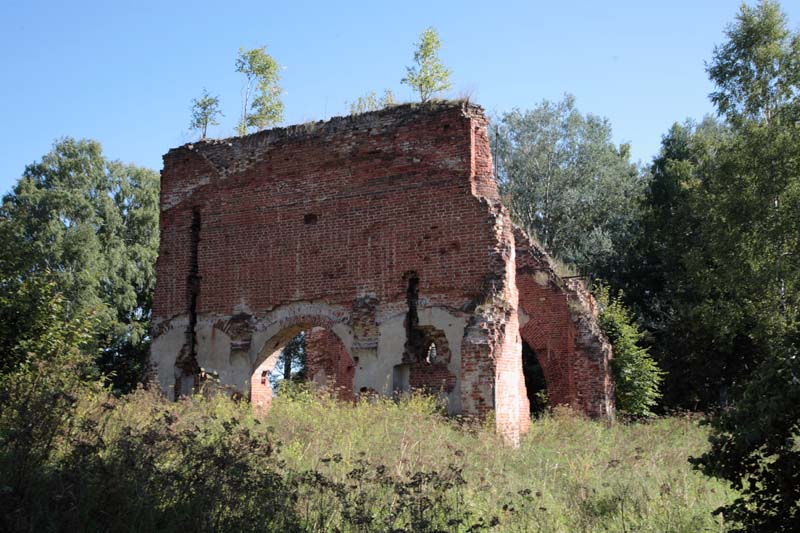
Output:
[691, 335, 800, 532]
[596, 283, 665, 417]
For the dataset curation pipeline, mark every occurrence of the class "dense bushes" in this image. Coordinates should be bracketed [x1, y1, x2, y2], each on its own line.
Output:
[691, 335, 800, 532]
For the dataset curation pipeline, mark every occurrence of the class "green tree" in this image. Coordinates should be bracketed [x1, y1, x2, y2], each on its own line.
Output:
[494, 95, 648, 277]
[639, 2, 800, 529]
[621, 3, 800, 416]
[0, 275, 72, 376]
[708, 0, 800, 124]
[402, 27, 452, 102]
[619, 117, 739, 408]
[691, 335, 800, 531]
[0, 277, 100, 519]
[189, 88, 223, 139]
[270, 332, 306, 391]
[0, 138, 160, 391]
[236, 46, 284, 135]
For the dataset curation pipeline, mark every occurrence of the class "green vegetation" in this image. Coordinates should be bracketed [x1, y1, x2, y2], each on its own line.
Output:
[1, 345, 730, 531]
[493, 95, 647, 279]
[402, 27, 452, 102]
[596, 284, 664, 418]
[0, 138, 159, 392]
[270, 391, 729, 532]
[190, 88, 223, 139]
[1, 1, 799, 529]
[348, 89, 396, 115]
[236, 46, 284, 135]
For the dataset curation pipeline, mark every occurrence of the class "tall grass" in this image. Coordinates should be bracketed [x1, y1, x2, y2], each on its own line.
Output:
[267, 389, 731, 532]
[1, 365, 732, 531]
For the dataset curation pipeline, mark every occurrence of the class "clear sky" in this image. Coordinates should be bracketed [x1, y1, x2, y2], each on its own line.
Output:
[1, 0, 798, 195]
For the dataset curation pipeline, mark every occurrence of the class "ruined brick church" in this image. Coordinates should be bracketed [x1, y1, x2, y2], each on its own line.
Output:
[150, 101, 614, 443]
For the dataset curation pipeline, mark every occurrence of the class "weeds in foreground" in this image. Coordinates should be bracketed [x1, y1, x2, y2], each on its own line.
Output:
[1, 360, 732, 531]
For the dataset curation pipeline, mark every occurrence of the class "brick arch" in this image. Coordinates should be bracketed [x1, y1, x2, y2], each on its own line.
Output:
[514, 227, 615, 418]
[517, 284, 576, 410]
[249, 313, 353, 412]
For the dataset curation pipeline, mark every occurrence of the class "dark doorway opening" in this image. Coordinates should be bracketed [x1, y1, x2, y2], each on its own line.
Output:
[522, 341, 548, 416]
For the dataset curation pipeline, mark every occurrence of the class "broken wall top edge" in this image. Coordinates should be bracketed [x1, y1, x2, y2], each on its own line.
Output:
[164, 99, 486, 162]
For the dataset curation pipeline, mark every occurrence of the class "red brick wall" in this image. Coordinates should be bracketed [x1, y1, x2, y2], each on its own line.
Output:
[514, 228, 614, 418]
[305, 328, 355, 401]
[250, 359, 274, 413]
[517, 276, 577, 408]
[154, 103, 497, 322]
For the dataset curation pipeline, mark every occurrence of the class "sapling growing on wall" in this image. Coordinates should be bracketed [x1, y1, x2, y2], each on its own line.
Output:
[236, 46, 284, 135]
[189, 88, 222, 139]
[402, 27, 452, 102]
[348, 89, 396, 115]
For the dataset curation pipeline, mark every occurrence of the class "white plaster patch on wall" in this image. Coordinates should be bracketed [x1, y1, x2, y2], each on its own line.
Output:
[369, 314, 405, 395]
[368, 306, 466, 413]
[149, 316, 190, 400]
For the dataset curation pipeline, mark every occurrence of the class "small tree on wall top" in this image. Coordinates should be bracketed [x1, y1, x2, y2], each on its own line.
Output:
[236, 46, 284, 135]
[189, 88, 223, 140]
[402, 27, 452, 102]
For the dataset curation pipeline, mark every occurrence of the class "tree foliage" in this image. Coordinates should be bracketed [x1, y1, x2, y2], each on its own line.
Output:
[708, 0, 800, 124]
[270, 331, 307, 391]
[622, 0, 800, 410]
[236, 46, 283, 135]
[0, 138, 159, 391]
[690, 336, 800, 531]
[619, 117, 742, 408]
[626, 1, 800, 529]
[189, 88, 223, 139]
[596, 284, 663, 417]
[494, 95, 648, 277]
[402, 27, 452, 102]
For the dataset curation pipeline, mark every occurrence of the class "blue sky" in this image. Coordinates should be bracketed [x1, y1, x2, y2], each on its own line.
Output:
[1, 1, 798, 194]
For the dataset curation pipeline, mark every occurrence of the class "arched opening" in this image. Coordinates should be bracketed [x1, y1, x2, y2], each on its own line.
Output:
[250, 323, 354, 413]
[522, 341, 548, 417]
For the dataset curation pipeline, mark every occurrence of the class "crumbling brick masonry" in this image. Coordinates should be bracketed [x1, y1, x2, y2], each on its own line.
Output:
[150, 101, 614, 443]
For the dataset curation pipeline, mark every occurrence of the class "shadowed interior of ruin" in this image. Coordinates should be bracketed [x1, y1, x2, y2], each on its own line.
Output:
[521, 342, 548, 417]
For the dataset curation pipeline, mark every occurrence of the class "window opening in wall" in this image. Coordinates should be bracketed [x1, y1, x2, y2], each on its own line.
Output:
[426, 342, 437, 363]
